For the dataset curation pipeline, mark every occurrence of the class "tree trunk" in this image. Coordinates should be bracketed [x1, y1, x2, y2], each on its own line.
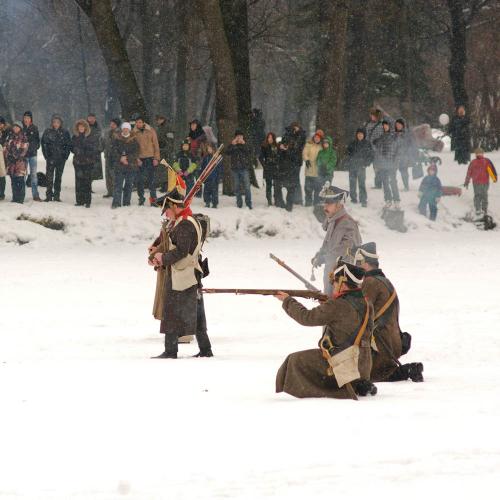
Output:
[220, 0, 252, 133]
[141, 1, 154, 119]
[316, 0, 349, 153]
[201, 70, 215, 126]
[199, 0, 238, 195]
[74, 0, 145, 118]
[76, 6, 92, 114]
[175, 0, 189, 139]
[447, 0, 468, 107]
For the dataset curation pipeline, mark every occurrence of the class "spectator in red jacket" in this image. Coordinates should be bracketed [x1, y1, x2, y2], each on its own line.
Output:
[464, 148, 497, 215]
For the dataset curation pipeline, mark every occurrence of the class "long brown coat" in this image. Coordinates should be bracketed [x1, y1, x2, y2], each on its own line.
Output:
[362, 269, 402, 382]
[276, 291, 373, 400]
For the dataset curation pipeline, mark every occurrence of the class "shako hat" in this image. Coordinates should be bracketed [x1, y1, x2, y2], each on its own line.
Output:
[319, 182, 348, 204]
[353, 242, 379, 266]
[157, 172, 187, 213]
[330, 259, 365, 287]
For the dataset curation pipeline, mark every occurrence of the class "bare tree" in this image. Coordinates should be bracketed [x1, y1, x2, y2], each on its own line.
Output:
[316, 0, 349, 151]
[74, 0, 145, 117]
[198, 0, 239, 194]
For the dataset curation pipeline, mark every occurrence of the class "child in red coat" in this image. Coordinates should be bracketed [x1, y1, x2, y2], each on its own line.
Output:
[464, 148, 497, 215]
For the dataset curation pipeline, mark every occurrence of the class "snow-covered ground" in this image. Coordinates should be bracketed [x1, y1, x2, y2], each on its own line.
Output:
[1, 148, 499, 499]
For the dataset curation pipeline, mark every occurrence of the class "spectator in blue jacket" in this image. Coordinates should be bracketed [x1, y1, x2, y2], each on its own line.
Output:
[418, 163, 442, 221]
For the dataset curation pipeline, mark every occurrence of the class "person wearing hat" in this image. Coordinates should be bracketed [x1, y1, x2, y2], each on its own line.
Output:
[346, 128, 374, 207]
[110, 122, 139, 208]
[274, 260, 375, 399]
[316, 135, 337, 186]
[3, 121, 29, 203]
[149, 183, 213, 359]
[22, 111, 41, 201]
[302, 129, 324, 206]
[282, 121, 306, 205]
[0, 116, 10, 147]
[102, 118, 122, 198]
[373, 120, 400, 209]
[464, 148, 497, 216]
[394, 118, 417, 192]
[364, 107, 384, 189]
[41, 115, 72, 202]
[274, 138, 296, 211]
[311, 184, 362, 295]
[226, 130, 253, 209]
[354, 242, 424, 383]
[418, 163, 442, 221]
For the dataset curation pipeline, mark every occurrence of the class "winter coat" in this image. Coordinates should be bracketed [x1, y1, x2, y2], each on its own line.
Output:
[276, 291, 373, 399]
[316, 136, 337, 178]
[200, 154, 221, 185]
[188, 120, 206, 157]
[225, 143, 252, 172]
[133, 124, 160, 160]
[276, 147, 295, 183]
[3, 130, 28, 176]
[394, 127, 417, 168]
[88, 121, 104, 180]
[364, 120, 384, 145]
[173, 150, 198, 176]
[373, 131, 398, 168]
[103, 127, 118, 161]
[0, 145, 5, 177]
[155, 121, 175, 161]
[315, 208, 362, 292]
[259, 143, 279, 178]
[302, 140, 322, 178]
[22, 123, 40, 158]
[282, 126, 306, 167]
[41, 123, 72, 163]
[0, 126, 10, 147]
[346, 138, 374, 171]
[160, 217, 203, 337]
[465, 157, 497, 186]
[362, 269, 402, 382]
[112, 133, 140, 171]
[71, 120, 97, 167]
[419, 174, 442, 199]
[449, 115, 471, 164]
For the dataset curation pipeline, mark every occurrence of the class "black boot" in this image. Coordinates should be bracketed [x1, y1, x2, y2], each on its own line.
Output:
[151, 351, 177, 359]
[193, 349, 213, 358]
[354, 380, 377, 396]
[408, 362, 424, 382]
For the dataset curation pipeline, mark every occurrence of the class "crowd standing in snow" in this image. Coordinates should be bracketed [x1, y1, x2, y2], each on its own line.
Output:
[1, 104, 494, 222]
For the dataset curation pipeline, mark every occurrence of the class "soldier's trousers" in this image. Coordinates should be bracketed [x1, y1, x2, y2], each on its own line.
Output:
[164, 295, 212, 354]
[473, 183, 488, 213]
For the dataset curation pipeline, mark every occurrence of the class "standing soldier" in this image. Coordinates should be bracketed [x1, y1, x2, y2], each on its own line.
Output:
[275, 260, 374, 400]
[353, 242, 424, 382]
[22, 111, 41, 201]
[41, 114, 72, 202]
[311, 185, 362, 295]
[150, 182, 213, 359]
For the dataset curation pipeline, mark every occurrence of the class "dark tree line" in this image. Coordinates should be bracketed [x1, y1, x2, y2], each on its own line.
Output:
[0, 0, 499, 154]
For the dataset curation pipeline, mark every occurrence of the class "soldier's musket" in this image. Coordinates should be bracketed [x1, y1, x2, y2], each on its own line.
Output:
[269, 253, 320, 292]
[202, 288, 328, 302]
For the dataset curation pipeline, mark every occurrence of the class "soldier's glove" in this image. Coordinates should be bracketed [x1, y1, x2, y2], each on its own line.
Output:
[311, 255, 320, 268]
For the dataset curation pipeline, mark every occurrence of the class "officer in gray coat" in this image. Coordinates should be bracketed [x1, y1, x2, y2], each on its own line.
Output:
[312, 184, 362, 295]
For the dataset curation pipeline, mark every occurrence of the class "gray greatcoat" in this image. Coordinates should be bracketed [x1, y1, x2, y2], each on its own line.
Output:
[314, 208, 362, 294]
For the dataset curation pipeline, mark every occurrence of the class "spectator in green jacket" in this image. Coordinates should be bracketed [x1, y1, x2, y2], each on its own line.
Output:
[316, 135, 337, 188]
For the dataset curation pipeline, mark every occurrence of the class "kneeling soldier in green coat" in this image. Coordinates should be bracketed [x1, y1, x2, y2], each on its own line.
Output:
[353, 242, 423, 382]
[275, 260, 376, 400]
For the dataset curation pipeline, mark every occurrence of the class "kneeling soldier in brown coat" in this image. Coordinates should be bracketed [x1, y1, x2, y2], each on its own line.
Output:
[150, 184, 213, 359]
[275, 261, 375, 400]
[353, 242, 423, 382]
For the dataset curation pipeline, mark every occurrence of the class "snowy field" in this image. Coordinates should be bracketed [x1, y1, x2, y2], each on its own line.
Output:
[1, 147, 499, 499]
